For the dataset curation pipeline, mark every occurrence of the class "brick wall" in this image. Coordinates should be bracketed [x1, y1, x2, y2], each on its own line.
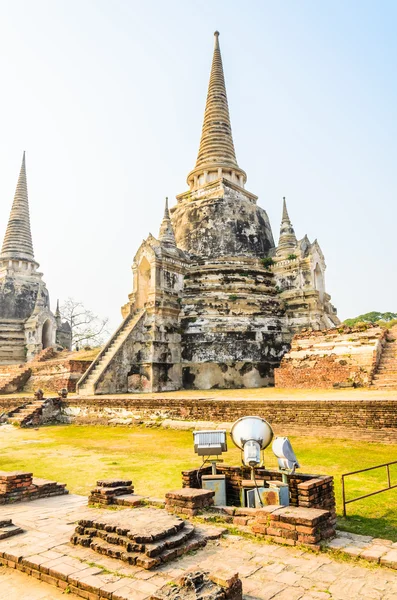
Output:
[62, 396, 397, 434]
[181, 465, 335, 516]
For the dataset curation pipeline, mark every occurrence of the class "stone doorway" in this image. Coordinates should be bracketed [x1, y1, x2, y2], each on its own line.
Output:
[314, 263, 325, 302]
[41, 319, 52, 349]
[136, 256, 152, 309]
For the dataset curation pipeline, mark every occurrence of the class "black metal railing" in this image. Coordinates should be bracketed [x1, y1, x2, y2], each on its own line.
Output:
[341, 460, 397, 517]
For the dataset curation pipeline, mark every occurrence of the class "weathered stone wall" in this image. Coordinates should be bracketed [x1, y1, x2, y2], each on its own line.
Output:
[172, 180, 274, 259]
[180, 258, 289, 389]
[275, 324, 386, 388]
[60, 396, 397, 438]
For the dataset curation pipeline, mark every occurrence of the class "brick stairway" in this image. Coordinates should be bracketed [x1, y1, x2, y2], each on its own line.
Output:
[372, 325, 397, 389]
[77, 310, 145, 396]
[6, 398, 46, 427]
[0, 365, 32, 394]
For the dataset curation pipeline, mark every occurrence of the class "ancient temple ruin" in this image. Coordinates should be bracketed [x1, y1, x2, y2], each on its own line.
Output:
[0, 153, 71, 364]
[78, 32, 339, 395]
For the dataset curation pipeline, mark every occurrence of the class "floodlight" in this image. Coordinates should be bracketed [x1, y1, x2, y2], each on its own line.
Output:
[272, 437, 300, 473]
[230, 416, 274, 468]
[193, 430, 227, 457]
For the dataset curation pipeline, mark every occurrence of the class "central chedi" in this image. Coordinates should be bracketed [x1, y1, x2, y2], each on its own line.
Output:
[78, 32, 339, 395]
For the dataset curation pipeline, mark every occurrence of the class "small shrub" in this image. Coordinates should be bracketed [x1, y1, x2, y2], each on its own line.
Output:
[261, 257, 274, 269]
[229, 295, 238, 302]
[287, 253, 297, 260]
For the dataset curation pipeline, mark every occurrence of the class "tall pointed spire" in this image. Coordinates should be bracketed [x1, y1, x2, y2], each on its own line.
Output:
[276, 197, 297, 255]
[159, 197, 176, 247]
[1, 152, 36, 263]
[187, 32, 246, 190]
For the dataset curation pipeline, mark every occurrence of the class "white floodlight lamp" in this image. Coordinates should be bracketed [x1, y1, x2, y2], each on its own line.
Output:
[272, 437, 300, 477]
[230, 416, 274, 469]
[193, 430, 227, 475]
[193, 430, 227, 457]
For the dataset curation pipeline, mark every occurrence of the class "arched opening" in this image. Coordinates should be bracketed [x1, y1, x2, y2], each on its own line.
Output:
[41, 319, 52, 349]
[136, 257, 152, 309]
[313, 264, 325, 302]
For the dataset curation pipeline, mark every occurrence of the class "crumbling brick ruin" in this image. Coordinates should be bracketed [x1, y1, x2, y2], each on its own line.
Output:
[275, 324, 387, 388]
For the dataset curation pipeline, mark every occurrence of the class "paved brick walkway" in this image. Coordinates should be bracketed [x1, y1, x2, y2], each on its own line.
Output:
[1, 495, 397, 599]
[0, 565, 79, 598]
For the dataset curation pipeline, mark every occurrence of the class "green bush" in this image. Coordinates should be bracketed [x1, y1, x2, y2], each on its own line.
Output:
[228, 295, 238, 302]
[261, 257, 274, 269]
[287, 253, 297, 260]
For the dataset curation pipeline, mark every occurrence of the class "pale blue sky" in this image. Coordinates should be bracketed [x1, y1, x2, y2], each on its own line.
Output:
[0, 0, 396, 330]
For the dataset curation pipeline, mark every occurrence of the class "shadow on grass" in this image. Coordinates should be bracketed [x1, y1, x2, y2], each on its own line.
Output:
[337, 508, 397, 541]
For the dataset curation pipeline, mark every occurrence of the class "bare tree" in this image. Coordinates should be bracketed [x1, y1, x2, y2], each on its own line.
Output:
[60, 298, 110, 350]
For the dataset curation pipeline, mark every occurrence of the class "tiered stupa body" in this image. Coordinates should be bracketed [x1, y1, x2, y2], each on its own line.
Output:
[0, 153, 70, 363]
[77, 32, 338, 395]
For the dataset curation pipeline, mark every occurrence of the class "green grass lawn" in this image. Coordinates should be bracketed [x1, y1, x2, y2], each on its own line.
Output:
[0, 424, 396, 541]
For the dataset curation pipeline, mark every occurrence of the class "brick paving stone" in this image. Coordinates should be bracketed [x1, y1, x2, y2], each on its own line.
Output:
[327, 576, 366, 598]
[0, 564, 79, 598]
[380, 549, 397, 568]
[360, 545, 390, 563]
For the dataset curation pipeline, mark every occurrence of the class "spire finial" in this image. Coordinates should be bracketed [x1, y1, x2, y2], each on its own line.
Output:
[159, 197, 176, 247]
[282, 197, 290, 223]
[186, 32, 247, 189]
[0, 152, 36, 263]
[277, 197, 297, 254]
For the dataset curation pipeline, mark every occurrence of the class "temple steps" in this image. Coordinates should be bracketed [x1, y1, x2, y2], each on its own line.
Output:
[371, 326, 397, 389]
[77, 310, 145, 395]
[7, 399, 45, 427]
[0, 365, 31, 394]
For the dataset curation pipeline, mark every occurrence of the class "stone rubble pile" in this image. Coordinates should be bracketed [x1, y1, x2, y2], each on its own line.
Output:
[88, 478, 134, 506]
[150, 569, 242, 600]
[165, 488, 215, 516]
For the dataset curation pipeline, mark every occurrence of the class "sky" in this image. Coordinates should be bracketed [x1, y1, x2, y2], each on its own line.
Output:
[0, 0, 396, 332]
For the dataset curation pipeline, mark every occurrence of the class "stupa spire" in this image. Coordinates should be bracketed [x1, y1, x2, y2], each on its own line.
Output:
[0, 152, 36, 263]
[276, 197, 297, 255]
[187, 32, 247, 190]
[159, 197, 176, 247]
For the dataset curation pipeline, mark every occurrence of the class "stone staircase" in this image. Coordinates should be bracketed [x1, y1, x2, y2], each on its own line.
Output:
[7, 398, 46, 427]
[77, 310, 145, 396]
[0, 364, 32, 394]
[372, 326, 397, 389]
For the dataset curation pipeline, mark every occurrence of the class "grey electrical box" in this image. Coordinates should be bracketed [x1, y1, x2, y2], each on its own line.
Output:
[202, 474, 226, 506]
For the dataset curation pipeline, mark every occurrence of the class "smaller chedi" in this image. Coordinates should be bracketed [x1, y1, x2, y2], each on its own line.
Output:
[0, 153, 71, 364]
